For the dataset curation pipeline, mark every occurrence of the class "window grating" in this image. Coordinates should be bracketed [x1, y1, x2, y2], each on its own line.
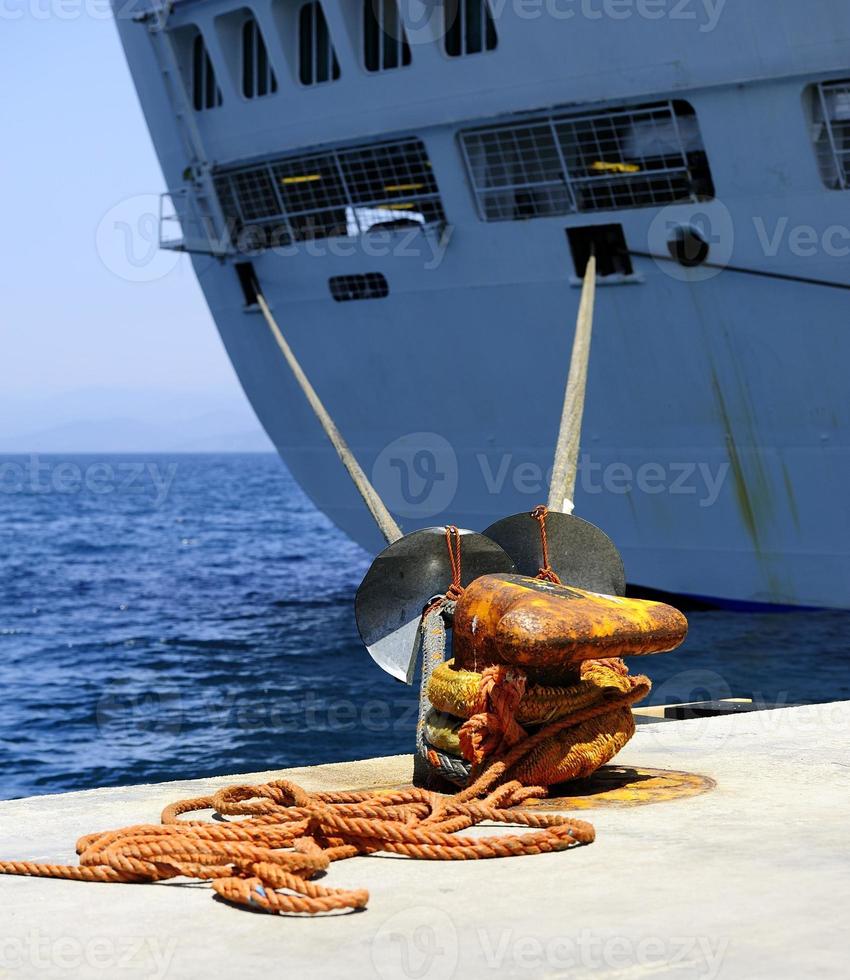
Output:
[364, 0, 412, 72]
[242, 17, 277, 99]
[329, 273, 389, 301]
[460, 100, 714, 221]
[192, 33, 223, 111]
[445, 0, 498, 57]
[299, 1, 341, 85]
[214, 137, 445, 248]
[814, 80, 850, 190]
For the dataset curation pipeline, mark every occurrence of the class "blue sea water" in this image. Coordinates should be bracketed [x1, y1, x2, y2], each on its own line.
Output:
[1, 453, 848, 802]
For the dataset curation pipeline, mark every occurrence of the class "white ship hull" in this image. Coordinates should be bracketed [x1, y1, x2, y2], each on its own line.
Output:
[114, 0, 850, 607]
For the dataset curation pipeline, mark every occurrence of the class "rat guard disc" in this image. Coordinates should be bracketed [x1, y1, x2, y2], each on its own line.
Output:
[482, 511, 626, 597]
[355, 528, 515, 684]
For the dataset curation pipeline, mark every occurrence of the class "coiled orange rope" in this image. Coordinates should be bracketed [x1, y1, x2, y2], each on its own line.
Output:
[0, 772, 595, 916]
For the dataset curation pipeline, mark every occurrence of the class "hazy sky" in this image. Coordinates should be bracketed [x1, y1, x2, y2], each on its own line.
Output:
[2, 12, 241, 401]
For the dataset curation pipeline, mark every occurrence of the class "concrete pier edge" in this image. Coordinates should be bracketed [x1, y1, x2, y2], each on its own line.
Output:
[1, 701, 848, 979]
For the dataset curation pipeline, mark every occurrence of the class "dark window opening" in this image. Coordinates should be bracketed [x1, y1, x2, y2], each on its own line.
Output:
[567, 225, 633, 279]
[235, 262, 261, 306]
[444, 0, 497, 57]
[364, 0, 412, 72]
[242, 17, 278, 99]
[813, 80, 850, 190]
[213, 137, 445, 249]
[299, 2, 341, 85]
[192, 34, 223, 111]
[462, 99, 714, 221]
[329, 273, 389, 301]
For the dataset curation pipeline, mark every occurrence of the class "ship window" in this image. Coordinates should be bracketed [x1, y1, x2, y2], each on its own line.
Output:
[364, 0, 412, 72]
[444, 0, 498, 57]
[329, 273, 389, 301]
[813, 80, 850, 190]
[567, 225, 633, 279]
[213, 137, 446, 249]
[191, 34, 223, 111]
[461, 100, 714, 221]
[242, 17, 278, 98]
[299, 1, 341, 85]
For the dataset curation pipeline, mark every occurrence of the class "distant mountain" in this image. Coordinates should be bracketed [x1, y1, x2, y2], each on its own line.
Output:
[0, 388, 275, 453]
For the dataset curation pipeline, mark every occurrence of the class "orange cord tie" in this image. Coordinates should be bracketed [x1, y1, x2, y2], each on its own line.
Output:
[443, 525, 464, 601]
[531, 505, 562, 584]
[422, 526, 466, 618]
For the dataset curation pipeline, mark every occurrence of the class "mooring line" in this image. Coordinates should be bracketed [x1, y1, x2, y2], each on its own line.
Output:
[548, 251, 597, 514]
[255, 292, 402, 544]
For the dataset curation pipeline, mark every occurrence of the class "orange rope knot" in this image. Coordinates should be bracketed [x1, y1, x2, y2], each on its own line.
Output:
[531, 505, 562, 585]
[458, 665, 529, 765]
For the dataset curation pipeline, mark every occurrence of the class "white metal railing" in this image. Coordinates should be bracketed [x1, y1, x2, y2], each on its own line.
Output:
[159, 188, 232, 255]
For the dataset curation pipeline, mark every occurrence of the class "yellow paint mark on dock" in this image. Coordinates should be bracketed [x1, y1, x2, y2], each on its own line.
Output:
[362, 767, 714, 811]
[526, 766, 715, 810]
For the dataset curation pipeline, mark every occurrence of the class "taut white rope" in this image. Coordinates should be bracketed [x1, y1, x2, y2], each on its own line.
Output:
[256, 293, 403, 544]
[548, 253, 597, 513]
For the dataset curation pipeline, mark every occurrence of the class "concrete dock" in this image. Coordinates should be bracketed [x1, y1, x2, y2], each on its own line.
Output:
[1, 701, 848, 979]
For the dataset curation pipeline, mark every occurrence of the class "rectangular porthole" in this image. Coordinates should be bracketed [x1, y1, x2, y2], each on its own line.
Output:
[242, 16, 278, 99]
[299, 1, 341, 85]
[191, 32, 223, 110]
[364, 0, 412, 72]
[567, 225, 633, 280]
[444, 0, 498, 57]
[329, 273, 389, 301]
